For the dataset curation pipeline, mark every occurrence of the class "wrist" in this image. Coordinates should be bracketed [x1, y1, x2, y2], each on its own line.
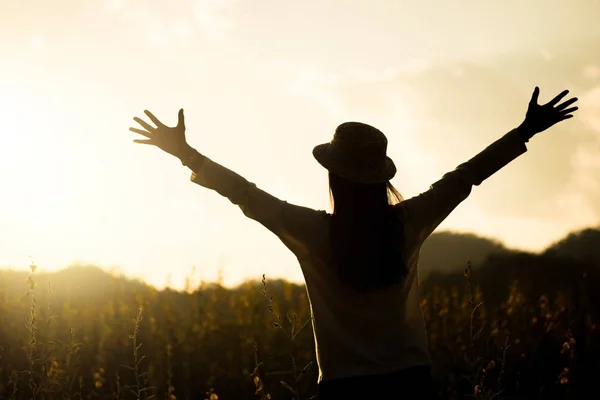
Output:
[177, 145, 196, 161]
[179, 147, 205, 168]
[516, 123, 533, 143]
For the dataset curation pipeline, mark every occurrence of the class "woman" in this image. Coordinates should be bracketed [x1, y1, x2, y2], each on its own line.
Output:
[129, 87, 578, 399]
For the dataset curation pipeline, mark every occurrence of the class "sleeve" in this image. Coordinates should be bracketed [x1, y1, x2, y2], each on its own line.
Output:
[401, 128, 528, 245]
[188, 155, 326, 259]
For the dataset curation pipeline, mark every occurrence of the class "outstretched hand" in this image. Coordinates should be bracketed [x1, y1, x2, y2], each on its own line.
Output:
[129, 109, 194, 159]
[518, 87, 578, 141]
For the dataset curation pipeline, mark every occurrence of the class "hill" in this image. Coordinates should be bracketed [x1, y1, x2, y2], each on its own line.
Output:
[543, 227, 600, 266]
[2, 227, 599, 294]
[419, 231, 510, 275]
[419, 227, 600, 276]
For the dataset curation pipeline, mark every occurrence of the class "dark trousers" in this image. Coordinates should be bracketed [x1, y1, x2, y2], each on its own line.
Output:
[317, 365, 436, 400]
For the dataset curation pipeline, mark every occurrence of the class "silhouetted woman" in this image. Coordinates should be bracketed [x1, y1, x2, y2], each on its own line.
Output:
[129, 87, 578, 399]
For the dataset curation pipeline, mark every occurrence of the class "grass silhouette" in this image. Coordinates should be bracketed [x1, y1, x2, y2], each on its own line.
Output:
[0, 254, 598, 399]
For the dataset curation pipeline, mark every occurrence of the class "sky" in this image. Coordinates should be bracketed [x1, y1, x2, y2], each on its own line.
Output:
[1, 0, 600, 290]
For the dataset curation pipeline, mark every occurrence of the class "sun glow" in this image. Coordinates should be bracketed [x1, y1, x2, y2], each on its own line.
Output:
[1, 0, 599, 289]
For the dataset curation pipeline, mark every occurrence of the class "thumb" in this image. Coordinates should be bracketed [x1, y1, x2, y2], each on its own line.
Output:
[177, 108, 185, 128]
[530, 86, 540, 106]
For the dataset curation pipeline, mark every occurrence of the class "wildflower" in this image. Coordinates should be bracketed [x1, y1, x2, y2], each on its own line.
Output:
[558, 367, 570, 385]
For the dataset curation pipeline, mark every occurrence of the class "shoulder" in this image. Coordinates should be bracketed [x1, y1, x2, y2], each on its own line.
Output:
[391, 201, 408, 220]
[281, 202, 330, 226]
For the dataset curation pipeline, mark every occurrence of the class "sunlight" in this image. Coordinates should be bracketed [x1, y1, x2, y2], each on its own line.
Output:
[0, 90, 99, 273]
[0, 94, 16, 166]
[1, 1, 599, 397]
[0, 0, 598, 292]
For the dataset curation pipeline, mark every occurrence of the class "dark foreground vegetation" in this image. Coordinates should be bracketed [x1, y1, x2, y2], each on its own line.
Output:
[1, 228, 599, 399]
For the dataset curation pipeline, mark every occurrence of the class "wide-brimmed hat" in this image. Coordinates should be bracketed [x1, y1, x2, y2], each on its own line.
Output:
[312, 122, 396, 184]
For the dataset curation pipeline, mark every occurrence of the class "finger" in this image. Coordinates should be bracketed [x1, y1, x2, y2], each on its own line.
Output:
[546, 89, 569, 107]
[133, 139, 155, 145]
[555, 97, 578, 111]
[144, 110, 166, 128]
[129, 127, 152, 138]
[133, 117, 156, 132]
[561, 114, 574, 121]
[530, 86, 540, 105]
[559, 106, 578, 115]
[177, 108, 185, 129]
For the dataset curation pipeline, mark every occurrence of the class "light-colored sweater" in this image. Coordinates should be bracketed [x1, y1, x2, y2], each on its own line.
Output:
[188, 128, 528, 382]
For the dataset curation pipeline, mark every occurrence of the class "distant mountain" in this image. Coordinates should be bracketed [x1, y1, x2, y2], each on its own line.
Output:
[1, 228, 599, 294]
[0, 264, 150, 302]
[419, 231, 511, 276]
[543, 227, 600, 267]
[419, 227, 600, 277]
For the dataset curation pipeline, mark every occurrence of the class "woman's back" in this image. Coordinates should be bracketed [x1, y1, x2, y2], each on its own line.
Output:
[297, 202, 430, 383]
[328, 172, 406, 293]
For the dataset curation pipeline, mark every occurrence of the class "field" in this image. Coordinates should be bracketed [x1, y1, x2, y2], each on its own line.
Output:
[0, 250, 599, 400]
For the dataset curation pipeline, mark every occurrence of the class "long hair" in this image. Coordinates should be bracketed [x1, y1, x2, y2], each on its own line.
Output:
[329, 172, 407, 292]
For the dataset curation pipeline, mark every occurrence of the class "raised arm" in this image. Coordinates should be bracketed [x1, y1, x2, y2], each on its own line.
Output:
[402, 87, 579, 245]
[128, 109, 326, 259]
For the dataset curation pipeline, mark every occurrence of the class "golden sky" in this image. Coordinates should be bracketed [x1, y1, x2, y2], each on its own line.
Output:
[1, 0, 600, 290]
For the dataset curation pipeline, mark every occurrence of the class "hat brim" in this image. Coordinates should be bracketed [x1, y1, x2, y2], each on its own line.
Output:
[312, 143, 396, 184]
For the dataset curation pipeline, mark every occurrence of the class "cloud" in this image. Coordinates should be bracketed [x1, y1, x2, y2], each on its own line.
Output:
[552, 143, 600, 228]
[105, 0, 125, 11]
[279, 60, 457, 193]
[278, 41, 600, 232]
[540, 49, 553, 62]
[283, 58, 433, 123]
[580, 85, 600, 133]
[194, 0, 239, 39]
[582, 65, 600, 80]
[101, 0, 240, 46]
[287, 67, 344, 121]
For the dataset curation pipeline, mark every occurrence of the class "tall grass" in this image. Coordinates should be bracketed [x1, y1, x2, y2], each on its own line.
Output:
[0, 261, 597, 399]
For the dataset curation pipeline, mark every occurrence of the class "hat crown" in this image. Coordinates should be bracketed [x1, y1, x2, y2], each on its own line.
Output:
[332, 122, 388, 148]
[330, 122, 389, 169]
